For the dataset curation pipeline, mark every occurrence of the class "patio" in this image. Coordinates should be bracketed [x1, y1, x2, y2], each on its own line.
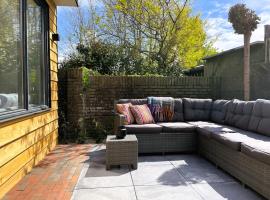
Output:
[72, 144, 264, 200]
[3, 143, 265, 200]
[1, 0, 270, 199]
[3, 144, 91, 200]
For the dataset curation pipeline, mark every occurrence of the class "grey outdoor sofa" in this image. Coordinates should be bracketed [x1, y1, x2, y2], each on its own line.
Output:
[114, 98, 270, 199]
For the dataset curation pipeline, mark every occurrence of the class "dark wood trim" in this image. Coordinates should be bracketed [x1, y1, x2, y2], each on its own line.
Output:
[0, 108, 51, 125]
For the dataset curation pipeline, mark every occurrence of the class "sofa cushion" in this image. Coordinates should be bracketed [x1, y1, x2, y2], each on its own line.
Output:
[241, 142, 270, 165]
[212, 130, 267, 151]
[172, 98, 184, 122]
[116, 103, 134, 125]
[248, 99, 270, 136]
[211, 132, 241, 151]
[211, 100, 229, 124]
[224, 99, 255, 130]
[130, 104, 155, 125]
[117, 99, 147, 105]
[158, 122, 196, 133]
[224, 99, 237, 125]
[188, 121, 236, 138]
[125, 124, 162, 134]
[233, 101, 255, 130]
[183, 98, 212, 121]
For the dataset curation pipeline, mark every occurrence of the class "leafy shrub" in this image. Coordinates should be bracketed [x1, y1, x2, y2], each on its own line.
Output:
[87, 117, 113, 143]
[60, 41, 184, 76]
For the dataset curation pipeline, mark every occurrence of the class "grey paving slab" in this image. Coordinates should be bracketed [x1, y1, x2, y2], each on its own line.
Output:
[72, 187, 137, 200]
[76, 163, 133, 189]
[75, 144, 133, 189]
[177, 164, 235, 184]
[135, 185, 203, 200]
[170, 155, 235, 184]
[72, 147, 262, 200]
[138, 155, 170, 166]
[166, 154, 214, 167]
[191, 182, 264, 200]
[131, 164, 186, 186]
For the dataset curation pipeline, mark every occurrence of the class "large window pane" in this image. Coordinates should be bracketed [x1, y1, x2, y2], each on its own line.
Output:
[27, 0, 45, 108]
[0, 0, 24, 113]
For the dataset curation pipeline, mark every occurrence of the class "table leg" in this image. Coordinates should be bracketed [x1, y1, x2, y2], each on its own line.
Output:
[132, 163, 137, 170]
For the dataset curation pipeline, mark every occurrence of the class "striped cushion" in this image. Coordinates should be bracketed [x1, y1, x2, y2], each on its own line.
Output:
[116, 103, 134, 125]
[130, 104, 155, 125]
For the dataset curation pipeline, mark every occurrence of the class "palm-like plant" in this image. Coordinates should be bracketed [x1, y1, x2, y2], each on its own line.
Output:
[228, 4, 260, 100]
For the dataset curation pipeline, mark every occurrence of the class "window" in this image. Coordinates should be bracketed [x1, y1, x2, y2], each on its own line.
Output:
[0, 0, 49, 120]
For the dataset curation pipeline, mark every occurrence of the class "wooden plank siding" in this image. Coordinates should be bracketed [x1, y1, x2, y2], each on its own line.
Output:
[0, 0, 59, 197]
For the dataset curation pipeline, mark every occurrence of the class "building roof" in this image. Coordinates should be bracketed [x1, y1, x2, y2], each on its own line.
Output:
[54, 0, 78, 6]
[203, 41, 264, 60]
[184, 65, 204, 76]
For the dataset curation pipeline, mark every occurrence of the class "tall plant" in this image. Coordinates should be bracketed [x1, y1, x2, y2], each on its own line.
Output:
[228, 4, 260, 100]
[102, 0, 216, 70]
[62, 0, 217, 73]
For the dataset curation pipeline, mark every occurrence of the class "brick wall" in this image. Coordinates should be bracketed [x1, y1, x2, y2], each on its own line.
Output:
[59, 68, 221, 134]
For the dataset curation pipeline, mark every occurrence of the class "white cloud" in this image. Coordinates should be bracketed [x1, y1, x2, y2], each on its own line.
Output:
[206, 17, 242, 51]
[206, 3, 270, 51]
[244, 0, 270, 11]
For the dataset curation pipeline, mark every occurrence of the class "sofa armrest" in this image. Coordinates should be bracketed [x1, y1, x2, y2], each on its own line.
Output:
[113, 113, 126, 134]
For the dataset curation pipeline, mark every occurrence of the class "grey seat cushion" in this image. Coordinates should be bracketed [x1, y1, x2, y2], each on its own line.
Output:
[116, 99, 147, 105]
[183, 98, 212, 121]
[172, 98, 184, 122]
[158, 122, 196, 133]
[188, 121, 236, 138]
[248, 99, 270, 136]
[212, 130, 268, 151]
[211, 100, 230, 124]
[241, 141, 270, 165]
[211, 132, 242, 151]
[224, 99, 255, 130]
[125, 124, 162, 134]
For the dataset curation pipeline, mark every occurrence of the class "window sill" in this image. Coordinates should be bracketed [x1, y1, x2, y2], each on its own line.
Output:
[0, 108, 52, 126]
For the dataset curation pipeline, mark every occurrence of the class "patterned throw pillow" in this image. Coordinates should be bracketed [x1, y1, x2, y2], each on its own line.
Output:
[116, 103, 134, 125]
[130, 104, 155, 125]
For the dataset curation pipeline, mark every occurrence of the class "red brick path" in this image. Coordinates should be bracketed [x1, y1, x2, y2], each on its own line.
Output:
[3, 144, 92, 200]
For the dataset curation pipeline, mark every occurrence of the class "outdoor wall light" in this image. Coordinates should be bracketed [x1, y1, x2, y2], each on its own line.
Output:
[52, 33, 60, 42]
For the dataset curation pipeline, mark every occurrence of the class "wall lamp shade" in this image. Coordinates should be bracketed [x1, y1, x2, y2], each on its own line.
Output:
[52, 33, 60, 42]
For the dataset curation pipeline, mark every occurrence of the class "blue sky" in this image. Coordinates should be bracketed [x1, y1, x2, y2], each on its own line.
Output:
[57, 0, 270, 60]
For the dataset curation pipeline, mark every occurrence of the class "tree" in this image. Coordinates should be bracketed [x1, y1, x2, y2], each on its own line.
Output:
[61, 0, 217, 75]
[101, 0, 216, 71]
[228, 4, 260, 100]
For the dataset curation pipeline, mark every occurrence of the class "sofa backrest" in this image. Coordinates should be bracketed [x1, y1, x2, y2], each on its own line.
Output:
[116, 99, 147, 105]
[248, 99, 270, 136]
[224, 99, 255, 130]
[183, 98, 213, 121]
[116, 98, 184, 122]
[172, 98, 184, 122]
[211, 100, 230, 124]
[114, 99, 147, 112]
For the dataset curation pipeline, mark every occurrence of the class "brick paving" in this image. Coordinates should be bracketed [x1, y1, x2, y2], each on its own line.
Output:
[3, 144, 92, 200]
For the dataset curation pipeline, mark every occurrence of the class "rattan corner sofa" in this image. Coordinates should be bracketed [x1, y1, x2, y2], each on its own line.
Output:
[114, 98, 270, 199]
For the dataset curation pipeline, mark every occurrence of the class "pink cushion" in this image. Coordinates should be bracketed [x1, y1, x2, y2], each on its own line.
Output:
[130, 104, 155, 125]
[116, 103, 134, 125]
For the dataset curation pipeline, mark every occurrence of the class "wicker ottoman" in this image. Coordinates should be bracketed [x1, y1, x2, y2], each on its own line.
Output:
[106, 135, 138, 170]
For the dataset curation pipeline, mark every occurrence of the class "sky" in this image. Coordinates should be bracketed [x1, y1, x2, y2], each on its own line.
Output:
[57, 0, 270, 60]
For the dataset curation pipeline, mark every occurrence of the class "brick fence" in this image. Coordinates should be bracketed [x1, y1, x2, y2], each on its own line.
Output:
[59, 68, 221, 135]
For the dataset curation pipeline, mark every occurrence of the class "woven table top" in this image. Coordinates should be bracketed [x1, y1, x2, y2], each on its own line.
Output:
[106, 135, 137, 143]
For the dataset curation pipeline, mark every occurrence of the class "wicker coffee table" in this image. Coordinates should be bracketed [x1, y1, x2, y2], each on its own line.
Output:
[106, 135, 138, 170]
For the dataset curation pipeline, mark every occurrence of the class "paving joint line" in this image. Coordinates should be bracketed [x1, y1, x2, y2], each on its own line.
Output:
[130, 167, 139, 200]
